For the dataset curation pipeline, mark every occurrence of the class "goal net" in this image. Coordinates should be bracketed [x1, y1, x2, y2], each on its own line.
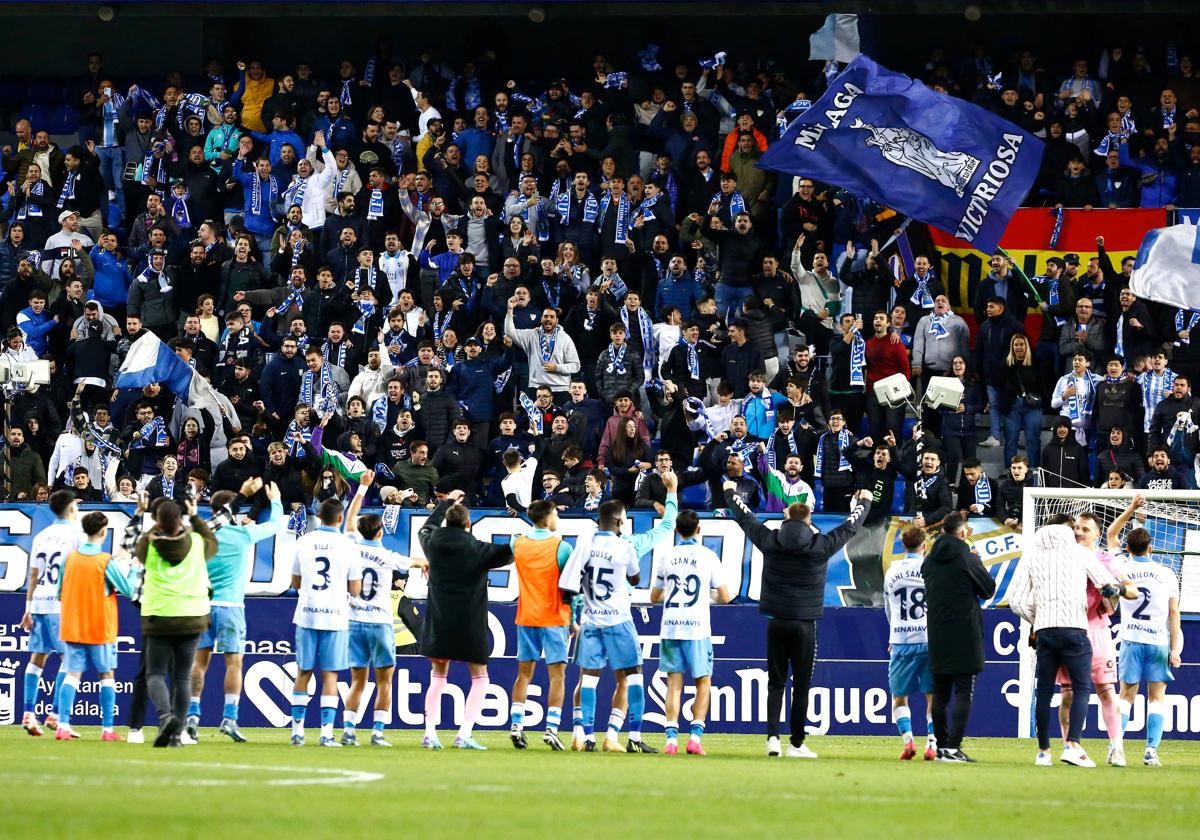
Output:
[1022, 486, 1200, 614]
[1013, 487, 1200, 737]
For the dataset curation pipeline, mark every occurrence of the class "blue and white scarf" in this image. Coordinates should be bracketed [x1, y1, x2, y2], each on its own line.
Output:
[389, 136, 406, 172]
[171, 189, 192, 229]
[639, 43, 662, 72]
[323, 340, 347, 370]
[1042, 276, 1066, 326]
[432, 309, 450, 343]
[927, 313, 949, 338]
[353, 301, 375, 335]
[249, 174, 279, 219]
[367, 188, 384, 220]
[712, 190, 746, 219]
[849, 330, 866, 388]
[1049, 206, 1065, 249]
[538, 327, 560, 365]
[285, 175, 308, 209]
[371, 395, 390, 433]
[605, 343, 627, 375]
[603, 72, 628, 90]
[699, 51, 727, 69]
[541, 277, 562, 310]
[597, 195, 633, 246]
[354, 266, 378, 292]
[639, 194, 663, 223]
[1176, 309, 1200, 345]
[816, 429, 854, 475]
[620, 306, 655, 372]
[340, 77, 356, 106]
[86, 427, 121, 500]
[556, 189, 599, 225]
[285, 420, 309, 458]
[493, 366, 512, 394]
[680, 337, 699, 379]
[142, 144, 166, 188]
[100, 94, 125, 147]
[683, 397, 716, 442]
[1115, 312, 1126, 359]
[1063, 372, 1097, 421]
[131, 417, 168, 450]
[974, 475, 992, 508]
[334, 165, 352, 197]
[300, 366, 334, 409]
[915, 472, 939, 500]
[910, 272, 935, 309]
[57, 171, 78, 208]
[519, 391, 543, 434]
[1138, 368, 1176, 432]
[380, 327, 412, 366]
[287, 505, 307, 536]
[17, 182, 45, 219]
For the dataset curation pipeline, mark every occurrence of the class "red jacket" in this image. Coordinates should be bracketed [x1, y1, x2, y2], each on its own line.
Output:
[865, 334, 911, 388]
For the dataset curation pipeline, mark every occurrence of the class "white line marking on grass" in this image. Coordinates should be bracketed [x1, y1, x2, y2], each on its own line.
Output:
[12, 759, 383, 787]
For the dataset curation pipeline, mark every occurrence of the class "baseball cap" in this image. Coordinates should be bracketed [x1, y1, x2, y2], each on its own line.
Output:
[58, 210, 78, 224]
[1064, 252, 1081, 266]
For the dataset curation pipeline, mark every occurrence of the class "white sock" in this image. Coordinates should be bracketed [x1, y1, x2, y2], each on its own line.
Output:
[374, 709, 391, 727]
[320, 694, 337, 740]
[343, 709, 358, 730]
[606, 708, 626, 740]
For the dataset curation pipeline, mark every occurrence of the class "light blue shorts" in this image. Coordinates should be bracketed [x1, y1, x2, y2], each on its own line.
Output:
[29, 614, 64, 655]
[516, 625, 570, 665]
[576, 620, 641, 671]
[659, 638, 714, 679]
[295, 626, 349, 672]
[1119, 641, 1174, 685]
[888, 643, 934, 696]
[64, 642, 117, 674]
[198, 605, 247, 654]
[349, 621, 396, 669]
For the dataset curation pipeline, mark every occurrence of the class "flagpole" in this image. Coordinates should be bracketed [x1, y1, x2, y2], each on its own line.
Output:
[995, 246, 1043, 304]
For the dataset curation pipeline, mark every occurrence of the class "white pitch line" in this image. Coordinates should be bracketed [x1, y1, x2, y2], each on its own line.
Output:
[16, 758, 383, 787]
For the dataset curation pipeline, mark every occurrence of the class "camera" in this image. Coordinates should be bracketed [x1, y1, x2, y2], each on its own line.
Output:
[0, 358, 51, 386]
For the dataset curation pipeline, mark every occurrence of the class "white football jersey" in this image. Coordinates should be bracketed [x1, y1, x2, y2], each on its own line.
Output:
[654, 541, 723, 640]
[883, 554, 928, 646]
[350, 537, 412, 625]
[1116, 555, 1179, 646]
[559, 531, 640, 628]
[292, 527, 362, 631]
[29, 521, 83, 615]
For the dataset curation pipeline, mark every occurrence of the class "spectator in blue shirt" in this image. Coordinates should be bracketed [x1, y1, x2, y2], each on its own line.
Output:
[248, 112, 305, 168]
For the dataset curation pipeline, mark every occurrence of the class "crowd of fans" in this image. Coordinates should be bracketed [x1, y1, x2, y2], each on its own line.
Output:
[1, 38, 1199, 531]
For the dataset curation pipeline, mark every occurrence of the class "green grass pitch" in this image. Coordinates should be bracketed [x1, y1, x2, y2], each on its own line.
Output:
[3, 729, 1198, 838]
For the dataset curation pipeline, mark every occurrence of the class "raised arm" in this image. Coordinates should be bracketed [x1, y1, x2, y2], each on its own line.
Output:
[344, 470, 375, 535]
[1106, 493, 1144, 552]
[724, 485, 775, 551]
[628, 472, 679, 558]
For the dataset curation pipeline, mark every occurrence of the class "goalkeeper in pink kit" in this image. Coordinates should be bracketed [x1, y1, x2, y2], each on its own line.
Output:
[1055, 512, 1136, 765]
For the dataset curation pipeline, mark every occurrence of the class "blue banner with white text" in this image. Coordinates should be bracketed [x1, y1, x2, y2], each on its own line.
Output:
[759, 54, 1043, 253]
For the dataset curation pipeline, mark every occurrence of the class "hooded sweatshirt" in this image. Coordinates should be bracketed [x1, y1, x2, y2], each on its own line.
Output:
[136, 514, 218, 635]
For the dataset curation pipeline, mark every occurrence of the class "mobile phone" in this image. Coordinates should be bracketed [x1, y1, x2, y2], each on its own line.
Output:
[104, 87, 112, 96]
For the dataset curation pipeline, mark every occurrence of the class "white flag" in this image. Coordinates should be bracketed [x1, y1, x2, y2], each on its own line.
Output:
[1130, 224, 1200, 310]
[808, 14, 860, 63]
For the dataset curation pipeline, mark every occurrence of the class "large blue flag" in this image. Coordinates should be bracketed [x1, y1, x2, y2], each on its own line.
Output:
[759, 54, 1043, 254]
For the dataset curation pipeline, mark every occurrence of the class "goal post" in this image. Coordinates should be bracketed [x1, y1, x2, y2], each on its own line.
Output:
[1014, 487, 1200, 738]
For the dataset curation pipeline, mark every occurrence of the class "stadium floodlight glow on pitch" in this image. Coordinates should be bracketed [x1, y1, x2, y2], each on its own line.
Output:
[1015, 487, 1200, 738]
